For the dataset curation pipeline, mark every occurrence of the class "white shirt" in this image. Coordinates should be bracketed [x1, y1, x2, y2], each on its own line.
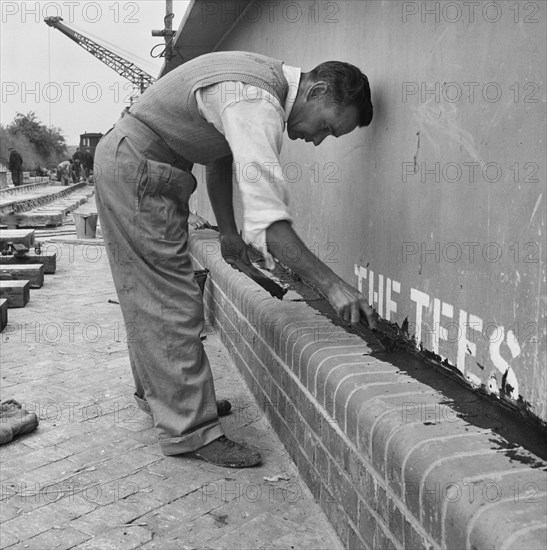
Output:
[195, 64, 301, 268]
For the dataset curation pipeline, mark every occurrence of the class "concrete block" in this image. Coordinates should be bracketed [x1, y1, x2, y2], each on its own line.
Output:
[0, 264, 44, 288]
[0, 280, 29, 307]
[0, 229, 35, 248]
[0, 250, 57, 274]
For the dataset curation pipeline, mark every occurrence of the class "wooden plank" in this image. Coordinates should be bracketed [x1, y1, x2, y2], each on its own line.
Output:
[0, 229, 35, 248]
[0, 299, 7, 332]
[0, 264, 44, 288]
[0, 251, 56, 274]
[0, 280, 30, 308]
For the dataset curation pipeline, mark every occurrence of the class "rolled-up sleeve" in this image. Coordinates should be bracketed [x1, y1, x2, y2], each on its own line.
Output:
[220, 96, 293, 254]
[196, 83, 293, 267]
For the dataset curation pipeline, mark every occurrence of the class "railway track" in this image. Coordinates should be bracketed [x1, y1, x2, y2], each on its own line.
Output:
[0, 179, 51, 197]
[0, 181, 94, 228]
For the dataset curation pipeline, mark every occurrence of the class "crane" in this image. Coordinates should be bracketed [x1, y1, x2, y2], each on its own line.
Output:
[44, 16, 156, 95]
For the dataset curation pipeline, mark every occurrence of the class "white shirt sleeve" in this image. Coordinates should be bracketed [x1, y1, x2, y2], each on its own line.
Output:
[196, 83, 293, 268]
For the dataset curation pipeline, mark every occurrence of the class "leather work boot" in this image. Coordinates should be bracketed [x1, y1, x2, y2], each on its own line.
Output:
[188, 436, 262, 468]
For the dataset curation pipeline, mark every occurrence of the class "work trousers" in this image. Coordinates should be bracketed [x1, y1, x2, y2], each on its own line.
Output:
[11, 170, 22, 186]
[94, 114, 223, 455]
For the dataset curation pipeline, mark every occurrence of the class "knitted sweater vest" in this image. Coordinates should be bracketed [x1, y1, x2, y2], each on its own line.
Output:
[130, 51, 289, 164]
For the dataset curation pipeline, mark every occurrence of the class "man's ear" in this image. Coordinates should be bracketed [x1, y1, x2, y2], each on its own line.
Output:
[306, 81, 329, 101]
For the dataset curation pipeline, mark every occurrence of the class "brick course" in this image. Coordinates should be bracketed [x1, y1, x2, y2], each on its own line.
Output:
[191, 231, 547, 550]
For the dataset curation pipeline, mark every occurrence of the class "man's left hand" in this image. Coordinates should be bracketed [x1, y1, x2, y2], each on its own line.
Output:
[189, 212, 210, 230]
[220, 233, 266, 279]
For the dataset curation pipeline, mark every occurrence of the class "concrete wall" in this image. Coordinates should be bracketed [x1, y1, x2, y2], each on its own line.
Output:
[189, 0, 546, 423]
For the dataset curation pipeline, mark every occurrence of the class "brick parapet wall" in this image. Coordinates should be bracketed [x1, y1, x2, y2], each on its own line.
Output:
[190, 231, 547, 550]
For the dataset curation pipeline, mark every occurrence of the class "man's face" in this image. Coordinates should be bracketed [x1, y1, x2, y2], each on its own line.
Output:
[287, 89, 359, 146]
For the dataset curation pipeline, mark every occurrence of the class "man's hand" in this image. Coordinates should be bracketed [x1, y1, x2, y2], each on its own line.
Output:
[188, 212, 210, 230]
[220, 234, 265, 280]
[266, 220, 378, 329]
[220, 233, 287, 299]
[326, 280, 378, 330]
[220, 233, 251, 267]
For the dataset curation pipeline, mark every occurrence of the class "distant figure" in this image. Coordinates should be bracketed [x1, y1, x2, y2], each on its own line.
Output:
[35, 164, 47, 177]
[57, 160, 72, 185]
[70, 160, 79, 183]
[83, 148, 94, 181]
[72, 148, 82, 181]
[72, 160, 81, 181]
[8, 148, 23, 187]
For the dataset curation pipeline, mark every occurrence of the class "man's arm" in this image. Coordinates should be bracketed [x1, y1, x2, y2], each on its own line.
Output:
[205, 155, 237, 236]
[199, 83, 376, 328]
[266, 220, 377, 329]
[206, 155, 260, 271]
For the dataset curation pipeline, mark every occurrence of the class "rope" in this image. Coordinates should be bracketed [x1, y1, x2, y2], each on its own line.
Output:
[149, 10, 184, 63]
[48, 28, 52, 127]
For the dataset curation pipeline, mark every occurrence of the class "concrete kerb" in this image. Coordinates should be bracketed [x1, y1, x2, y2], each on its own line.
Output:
[189, 229, 547, 550]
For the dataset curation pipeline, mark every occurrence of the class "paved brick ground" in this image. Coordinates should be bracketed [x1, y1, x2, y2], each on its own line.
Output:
[0, 224, 343, 549]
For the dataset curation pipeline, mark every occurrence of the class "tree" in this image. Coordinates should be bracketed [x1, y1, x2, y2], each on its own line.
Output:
[7, 112, 67, 160]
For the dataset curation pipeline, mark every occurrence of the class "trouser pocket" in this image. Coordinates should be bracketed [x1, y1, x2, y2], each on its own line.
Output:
[135, 158, 197, 246]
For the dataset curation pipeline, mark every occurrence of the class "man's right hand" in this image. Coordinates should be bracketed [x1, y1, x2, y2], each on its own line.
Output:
[266, 220, 378, 330]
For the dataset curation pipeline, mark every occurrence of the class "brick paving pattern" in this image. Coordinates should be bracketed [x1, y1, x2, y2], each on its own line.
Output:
[0, 233, 342, 550]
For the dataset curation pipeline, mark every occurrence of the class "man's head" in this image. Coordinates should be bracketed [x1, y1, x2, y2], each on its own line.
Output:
[287, 61, 372, 146]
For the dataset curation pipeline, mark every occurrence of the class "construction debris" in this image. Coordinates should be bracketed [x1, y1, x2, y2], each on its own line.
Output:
[0, 264, 44, 288]
[0, 280, 30, 308]
[0, 399, 39, 445]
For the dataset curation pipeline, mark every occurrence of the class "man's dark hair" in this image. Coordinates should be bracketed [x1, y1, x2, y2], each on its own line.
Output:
[310, 61, 373, 127]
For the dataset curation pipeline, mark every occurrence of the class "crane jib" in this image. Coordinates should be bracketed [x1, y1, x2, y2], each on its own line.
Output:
[44, 16, 156, 95]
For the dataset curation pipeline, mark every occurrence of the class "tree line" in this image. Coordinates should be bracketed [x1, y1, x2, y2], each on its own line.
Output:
[1, 112, 68, 173]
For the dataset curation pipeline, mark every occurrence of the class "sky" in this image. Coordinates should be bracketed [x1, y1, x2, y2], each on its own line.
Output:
[1, 1, 190, 144]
